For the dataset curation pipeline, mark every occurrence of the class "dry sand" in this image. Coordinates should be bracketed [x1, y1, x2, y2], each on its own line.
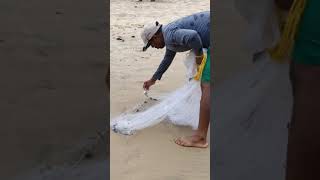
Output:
[0, 0, 107, 179]
[110, 0, 210, 179]
[0, 0, 290, 179]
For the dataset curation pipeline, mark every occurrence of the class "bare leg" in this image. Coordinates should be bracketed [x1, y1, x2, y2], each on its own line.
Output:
[175, 82, 210, 148]
[285, 63, 320, 179]
[106, 67, 110, 91]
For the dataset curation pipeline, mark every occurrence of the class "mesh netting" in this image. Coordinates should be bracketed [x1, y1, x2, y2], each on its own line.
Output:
[110, 50, 207, 135]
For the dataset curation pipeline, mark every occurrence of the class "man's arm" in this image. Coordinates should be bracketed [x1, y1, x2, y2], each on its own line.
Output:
[151, 49, 176, 81]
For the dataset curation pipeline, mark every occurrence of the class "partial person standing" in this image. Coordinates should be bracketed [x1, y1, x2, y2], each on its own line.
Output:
[141, 11, 211, 148]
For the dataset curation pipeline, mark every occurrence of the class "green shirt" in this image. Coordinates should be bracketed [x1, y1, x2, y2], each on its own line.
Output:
[292, 0, 320, 65]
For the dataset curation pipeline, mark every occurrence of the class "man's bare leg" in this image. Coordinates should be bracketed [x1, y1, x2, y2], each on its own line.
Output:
[175, 83, 210, 148]
[285, 63, 320, 179]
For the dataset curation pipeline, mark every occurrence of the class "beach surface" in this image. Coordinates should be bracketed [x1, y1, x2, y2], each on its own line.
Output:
[0, 0, 108, 179]
[110, 0, 210, 179]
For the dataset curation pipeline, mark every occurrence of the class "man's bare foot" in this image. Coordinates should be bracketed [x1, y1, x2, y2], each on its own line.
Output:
[174, 135, 208, 148]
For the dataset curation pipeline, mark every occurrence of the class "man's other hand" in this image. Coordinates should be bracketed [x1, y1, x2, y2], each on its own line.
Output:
[143, 79, 156, 90]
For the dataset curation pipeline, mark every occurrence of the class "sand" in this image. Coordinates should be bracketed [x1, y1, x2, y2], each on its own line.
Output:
[0, 0, 290, 179]
[110, 0, 210, 179]
[0, 0, 108, 179]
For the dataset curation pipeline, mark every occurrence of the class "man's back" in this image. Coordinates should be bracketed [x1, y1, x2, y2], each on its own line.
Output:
[163, 11, 210, 50]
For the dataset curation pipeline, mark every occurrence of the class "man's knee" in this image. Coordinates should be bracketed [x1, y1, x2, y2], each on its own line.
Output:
[201, 83, 211, 108]
[201, 96, 210, 108]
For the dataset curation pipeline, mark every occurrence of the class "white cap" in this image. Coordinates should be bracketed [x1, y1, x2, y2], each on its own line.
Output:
[141, 21, 162, 51]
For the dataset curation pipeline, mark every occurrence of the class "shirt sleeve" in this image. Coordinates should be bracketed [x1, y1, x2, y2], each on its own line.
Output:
[152, 49, 176, 81]
[172, 29, 203, 55]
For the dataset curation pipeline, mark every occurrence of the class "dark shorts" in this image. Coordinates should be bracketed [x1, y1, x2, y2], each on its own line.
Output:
[292, 0, 320, 65]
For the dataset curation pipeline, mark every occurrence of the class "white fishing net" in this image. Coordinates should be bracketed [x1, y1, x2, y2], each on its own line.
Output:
[110, 49, 207, 135]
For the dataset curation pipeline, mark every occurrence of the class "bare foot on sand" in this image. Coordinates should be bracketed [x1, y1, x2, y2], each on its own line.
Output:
[174, 135, 208, 148]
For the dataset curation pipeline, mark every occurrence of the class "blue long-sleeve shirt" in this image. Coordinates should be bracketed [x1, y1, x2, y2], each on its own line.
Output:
[152, 11, 210, 81]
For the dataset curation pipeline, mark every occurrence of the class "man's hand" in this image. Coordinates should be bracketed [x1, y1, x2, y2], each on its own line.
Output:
[143, 79, 156, 90]
[196, 53, 204, 65]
